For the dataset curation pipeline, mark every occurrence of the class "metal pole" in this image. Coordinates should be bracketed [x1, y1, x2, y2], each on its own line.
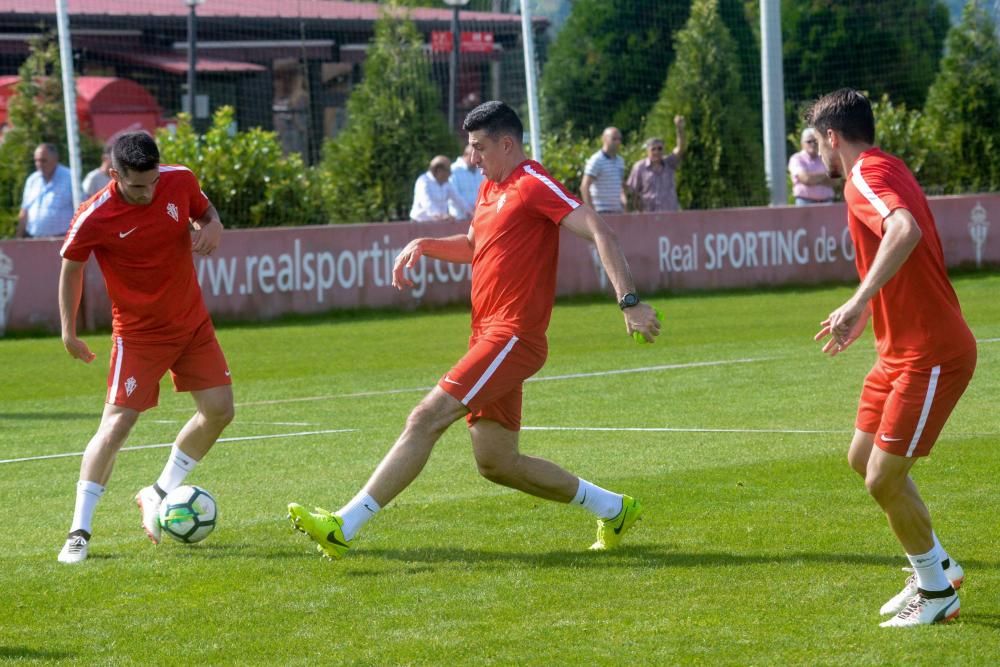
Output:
[760, 0, 787, 206]
[187, 1, 197, 120]
[448, 5, 459, 131]
[519, 0, 541, 161]
[55, 0, 82, 208]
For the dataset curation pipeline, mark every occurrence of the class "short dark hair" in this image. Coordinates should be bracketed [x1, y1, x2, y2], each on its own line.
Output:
[806, 88, 875, 144]
[111, 132, 159, 175]
[462, 101, 523, 141]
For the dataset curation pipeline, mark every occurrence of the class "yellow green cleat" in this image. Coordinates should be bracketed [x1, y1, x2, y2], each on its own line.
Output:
[287, 502, 351, 560]
[589, 495, 643, 551]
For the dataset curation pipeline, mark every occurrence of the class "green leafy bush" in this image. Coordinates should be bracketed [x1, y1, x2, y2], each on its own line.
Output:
[157, 107, 324, 228]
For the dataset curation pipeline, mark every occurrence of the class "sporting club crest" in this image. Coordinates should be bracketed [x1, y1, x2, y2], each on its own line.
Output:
[0, 248, 17, 337]
[968, 202, 990, 268]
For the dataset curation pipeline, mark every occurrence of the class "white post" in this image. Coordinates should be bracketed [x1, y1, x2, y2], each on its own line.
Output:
[55, 0, 83, 208]
[519, 0, 541, 162]
[760, 0, 786, 206]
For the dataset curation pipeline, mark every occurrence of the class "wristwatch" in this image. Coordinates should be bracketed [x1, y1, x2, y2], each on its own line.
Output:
[618, 292, 640, 310]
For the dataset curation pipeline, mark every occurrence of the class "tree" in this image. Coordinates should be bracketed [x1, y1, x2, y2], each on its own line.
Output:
[922, 1, 1000, 193]
[0, 35, 68, 237]
[782, 0, 950, 110]
[643, 0, 767, 209]
[318, 9, 457, 223]
[540, 0, 690, 139]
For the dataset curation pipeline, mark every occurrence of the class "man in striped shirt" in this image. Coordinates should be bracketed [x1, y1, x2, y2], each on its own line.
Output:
[288, 101, 660, 561]
[580, 127, 626, 213]
[810, 89, 975, 627]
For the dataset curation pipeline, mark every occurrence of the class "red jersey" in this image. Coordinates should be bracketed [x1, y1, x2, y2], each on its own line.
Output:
[844, 148, 975, 366]
[61, 166, 212, 342]
[470, 160, 580, 346]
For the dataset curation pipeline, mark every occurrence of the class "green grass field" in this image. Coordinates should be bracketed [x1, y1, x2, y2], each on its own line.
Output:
[2, 275, 998, 665]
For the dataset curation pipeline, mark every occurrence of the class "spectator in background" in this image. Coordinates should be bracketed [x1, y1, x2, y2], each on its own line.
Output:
[82, 145, 112, 198]
[410, 155, 471, 223]
[581, 127, 626, 213]
[627, 116, 686, 213]
[789, 128, 836, 206]
[449, 144, 483, 222]
[16, 143, 74, 238]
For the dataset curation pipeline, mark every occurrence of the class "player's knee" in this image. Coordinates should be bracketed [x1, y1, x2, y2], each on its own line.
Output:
[96, 412, 138, 448]
[474, 451, 516, 485]
[847, 451, 868, 478]
[865, 472, 902, 504]
[406, 402, 451, 438]
[201, 397, 235, 426]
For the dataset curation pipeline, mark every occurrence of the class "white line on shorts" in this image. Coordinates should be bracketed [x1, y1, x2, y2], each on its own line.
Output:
[0, 429, 355, 465]
[231, 357, 773, 408]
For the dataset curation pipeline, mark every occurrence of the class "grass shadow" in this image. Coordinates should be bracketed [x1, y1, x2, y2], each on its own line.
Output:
[0, 646, 75, 660]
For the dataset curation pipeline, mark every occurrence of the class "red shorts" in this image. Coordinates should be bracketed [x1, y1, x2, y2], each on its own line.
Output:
[438, 331, 547, 431]
[106, 319, 231, 412]
[856, 349, 976, 458]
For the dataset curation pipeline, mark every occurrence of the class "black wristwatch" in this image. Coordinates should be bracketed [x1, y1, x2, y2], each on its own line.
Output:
[618, 292, 640, 310]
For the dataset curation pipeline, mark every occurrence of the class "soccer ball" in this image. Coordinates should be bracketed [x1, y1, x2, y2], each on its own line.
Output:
[158, 485, 217, 544]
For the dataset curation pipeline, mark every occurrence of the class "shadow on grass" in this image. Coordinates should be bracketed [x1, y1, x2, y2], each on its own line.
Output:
[959, 613, 1000, 630]
[349, 545, 999, 572]
[0, 412, 94, 421]
[0, 646, 75, 660]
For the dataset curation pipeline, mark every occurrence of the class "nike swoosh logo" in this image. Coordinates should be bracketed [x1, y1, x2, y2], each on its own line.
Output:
[326, 531, 349, 548]
[224, 370, 231, 376]
[443, 376, 461, 385]
[880, 434, 904, 442]
[613, 503, 630, 534]
[579, 490, 587, 506]
[119, 227, 138, 238]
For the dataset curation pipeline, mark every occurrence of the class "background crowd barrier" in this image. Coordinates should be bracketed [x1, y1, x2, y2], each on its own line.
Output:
[1, 194, 995, 337]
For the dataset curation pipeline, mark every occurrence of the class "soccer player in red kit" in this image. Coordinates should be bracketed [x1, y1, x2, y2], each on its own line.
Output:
[56, 132, 234, 563]
[809, 90, 976, 626]
[288, 101, 661, 559]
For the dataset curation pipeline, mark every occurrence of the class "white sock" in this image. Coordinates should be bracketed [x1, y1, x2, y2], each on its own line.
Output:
[70, 480, 105, 536]
[932, 531, 952, 568]
[337, 491, 381, 541]
[906, 547, 952, 593]
[155, 445, 198, 494]
[571, 479, 623, 520]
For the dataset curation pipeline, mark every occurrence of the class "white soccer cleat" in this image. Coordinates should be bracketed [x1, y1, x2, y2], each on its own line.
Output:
[58, 531, 90, 564]
[135, 485, 164, 545]
[880, 591, 960, 627]
[880, 561, 965, 616]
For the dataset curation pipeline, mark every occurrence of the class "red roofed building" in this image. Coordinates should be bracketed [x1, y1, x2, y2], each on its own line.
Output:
[1, 1, 546, 161]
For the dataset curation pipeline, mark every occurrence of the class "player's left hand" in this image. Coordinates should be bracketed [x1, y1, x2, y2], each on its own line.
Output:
[815, 300, 869, 356]
[625, 303, 661, 343]
[392, 240, 425, 290]
[192, 219, 223, 256]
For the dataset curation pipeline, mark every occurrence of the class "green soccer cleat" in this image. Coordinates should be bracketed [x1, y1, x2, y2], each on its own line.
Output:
[589, 495, 644, 551]
[287, 502, 351, 560]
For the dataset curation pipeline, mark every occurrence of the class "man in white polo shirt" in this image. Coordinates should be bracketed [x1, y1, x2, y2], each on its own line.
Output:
[580, 127, 626, 214]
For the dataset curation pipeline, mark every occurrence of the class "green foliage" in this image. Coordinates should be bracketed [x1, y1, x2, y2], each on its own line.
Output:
[782, 0, 950, 109]
[0, 35, 67, 238]
[540, 0, 690, 138]
[869, 95, 938, 189]
[922, 1, 1000, 193]
[317, 9, 457, 223]
[643, 0, 767, 209]
[156, 107, 324, 228]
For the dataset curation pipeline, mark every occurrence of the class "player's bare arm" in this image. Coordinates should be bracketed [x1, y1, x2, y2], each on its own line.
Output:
[58, 258, 96, 363]
[561, 204, 660, 342]
[191, 204, 222, 256]
[817, 208, 921, 348]
[391, 229, 475, 290]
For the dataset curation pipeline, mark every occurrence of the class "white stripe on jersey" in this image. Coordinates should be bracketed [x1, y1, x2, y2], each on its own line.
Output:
[523, 164, 580, 211]
[60, 189, 112, 257]
[109, 336, 124, 405]
[905, 365, 940, 457]
[461, 335, 519, 405]
[851, 159, 891, 219]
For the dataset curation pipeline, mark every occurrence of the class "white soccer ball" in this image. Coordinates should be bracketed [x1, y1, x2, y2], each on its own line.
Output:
[158, 485, 217, 544]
